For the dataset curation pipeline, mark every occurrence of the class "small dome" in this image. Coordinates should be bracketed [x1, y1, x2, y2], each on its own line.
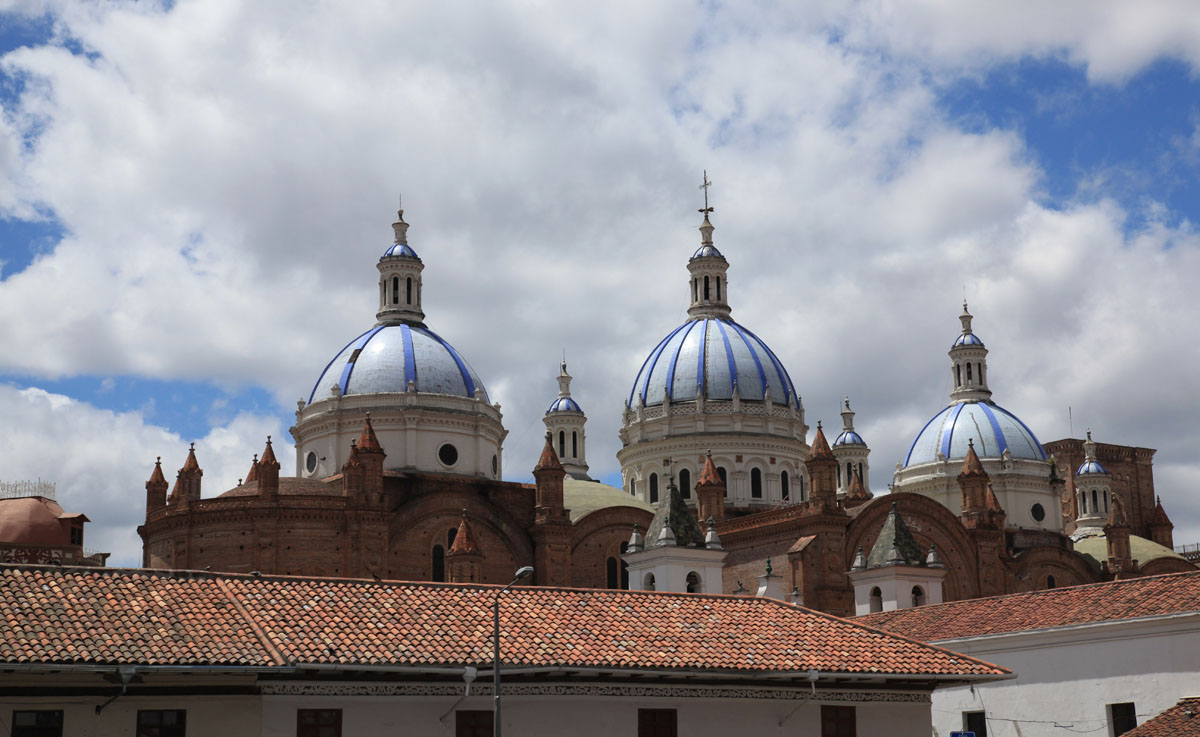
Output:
[0, 497, 74, 546]
[952, 332, 985, 348]
[382, 243, 420, 260]
[1076, 459, 1109, 476]
[546, 397, 583, 414]
[904, 401, 1046, 467]
[690, 244, 724, 260]
[310, 323, 488, 403]
[833, 430, 865, 447]
[629, 317, 800, 408]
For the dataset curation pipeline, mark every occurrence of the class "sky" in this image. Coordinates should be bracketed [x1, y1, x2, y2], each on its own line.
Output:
[3, 0, 1200, 566]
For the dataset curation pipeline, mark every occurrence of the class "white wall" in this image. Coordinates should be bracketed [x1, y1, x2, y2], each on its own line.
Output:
[0, 694, 260, 737]
[929, 613, 1200, 736]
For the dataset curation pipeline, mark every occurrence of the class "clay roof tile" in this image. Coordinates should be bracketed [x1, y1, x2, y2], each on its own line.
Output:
[448, 512, 481, 556]
[534, 432, 563, 473]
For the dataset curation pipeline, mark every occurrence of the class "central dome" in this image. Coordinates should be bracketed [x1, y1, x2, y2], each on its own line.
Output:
[628, 316, 800, 408]
[309, 323, 489, 403]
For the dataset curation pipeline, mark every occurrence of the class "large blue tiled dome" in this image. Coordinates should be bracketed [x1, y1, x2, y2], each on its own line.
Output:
[310, 324, 488, 404]
[904, 402, 1046, 466]
[628, 317, 800, 408]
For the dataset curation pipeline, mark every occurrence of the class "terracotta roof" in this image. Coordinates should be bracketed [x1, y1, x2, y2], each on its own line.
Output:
[697, 452, 722, 487]
[258, 437, 280, 469]
[1148, 497, 1173, 527]
[809, 423, 834, 460]
[146, 458, 167, 489]
[1125, 696, 1200, 737]
[959, 440, 986, 477]
[0, 564, 1007, 680]
[244, 453, 259, 484]
[1108, 493, 1130, 527]
[357, 416, 384, 454]
[448, 513, 480, 556]
[533, 432, 563, 473]
[856, 571, 1200, 642]
[218, 477, 338, 498]
[179, 444, 202, 474]
[846, 469, 870, 501]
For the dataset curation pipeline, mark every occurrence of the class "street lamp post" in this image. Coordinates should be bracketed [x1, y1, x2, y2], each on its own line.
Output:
[493, 565, 533, 737]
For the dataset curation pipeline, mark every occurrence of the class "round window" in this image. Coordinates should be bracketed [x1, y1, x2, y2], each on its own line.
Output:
[438, 443, 459, 467]
[1031, 503, 1046, 522]
[305, 451, 318, 475]
[492, 454, 498, 476]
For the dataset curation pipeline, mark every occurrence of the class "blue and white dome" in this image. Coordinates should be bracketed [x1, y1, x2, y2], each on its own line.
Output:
[952, 332, 984, 348]
[1076, 458, 1109, 476]
[628, 317, 800, 408]
[904, 402, 1047, 467]
[691, 244, 724, 260]
[310, 324, 488, 404]
[834, 430, 865, 446]
[546, 397, 583, 414]
[382, 243, 420, 259]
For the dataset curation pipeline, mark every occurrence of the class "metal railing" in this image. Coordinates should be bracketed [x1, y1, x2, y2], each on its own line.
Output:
[0, 480, 56, 500]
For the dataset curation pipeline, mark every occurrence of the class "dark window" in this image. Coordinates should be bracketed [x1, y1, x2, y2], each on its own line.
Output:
[1031, 503, 1046, 522]
[799, 474, 806, 500]
[1046, 575, 1057, 589]
[717, 467, 727, 497]
[821, 705, 856, 737]
[432, 545, 445, 582]
[619, 542, 629, 588]
[703, 275, 710, 300]
[305, 451, 318, 474]
[448, 527, 458, 547]
[692, 279, 698, 302]
[630, 478, 637, 496]
[750, 468, 763, 498]
[678, 468, 691, 499]
[492, 455, 498, 476]
[781, 470, 790, 500]
[559, 430, 565, 457]
[1109, 703, 1137, 735]
[572, 431, 578, 458]
[406, 276, 413, 304]
[858, 462, 863, 479]
[715, 276, 721, 301]
[869, 586, 882, 613]
[438, 443, 458, 466]
[297, 709, 342, 737]
[685, 571, 700, 593]
[912, 585, 926, 607]
[638, 708, 677, 737]
[966, 362, 973, 382]
[1092, 489, 1099, 513]
[392, 276, 399, 304]
[649, 473, 659, 504]
[964, 711, 988, 737]
[956, 364, 961, 386]
[837, 464, 842, 487]
[137, 710, 186, 737]
[455, 710, 493, 737]
[69, 525, 83, 546]
[606, 557, 619, 589]
[12, 710, 63, 737]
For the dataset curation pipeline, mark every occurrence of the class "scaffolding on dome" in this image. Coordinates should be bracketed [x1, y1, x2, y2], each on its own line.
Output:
[0, 479, 56, 500]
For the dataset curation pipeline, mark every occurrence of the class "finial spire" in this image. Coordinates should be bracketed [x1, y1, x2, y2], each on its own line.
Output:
[392, 205, 409, 245]
[699, 170, 713, 215]
[698, 170, 715, 246]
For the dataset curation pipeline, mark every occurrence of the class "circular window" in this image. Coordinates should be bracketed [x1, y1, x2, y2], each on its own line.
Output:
[438, 443, 459, 467]
[492, 454, 498, 476]
[1031, 503, 1046, 522]
[305, 451, 318, 475]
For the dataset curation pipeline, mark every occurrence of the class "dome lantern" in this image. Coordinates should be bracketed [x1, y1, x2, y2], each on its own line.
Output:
[376, 208, 426, 326]
[949, 301, 991, 403]
[686, 171, 732, 320]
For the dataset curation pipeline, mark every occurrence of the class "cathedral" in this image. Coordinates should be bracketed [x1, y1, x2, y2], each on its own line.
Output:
[137, 194, 1193, 617]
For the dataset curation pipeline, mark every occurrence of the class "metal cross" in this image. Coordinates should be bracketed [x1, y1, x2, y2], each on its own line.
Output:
[699, 170, 714, 215]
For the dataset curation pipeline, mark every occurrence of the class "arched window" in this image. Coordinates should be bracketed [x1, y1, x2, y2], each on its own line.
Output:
[606, 557, 618, 589]
[644, 573, 656, 591]
[715, 276, 721, 301]
[956, 364, 962, 386]
[692, 279, 698, 303]
[678, 468, 691, 499]
[1092, 489, 1099, 513]
[1080, 492, 1087, 514]
[870, 586, 883, 613]
[912, 586, 926, 607]
[572, 431, 578, 458]
[836, 465, 842, 487]
[649, 473, 659, 504]
[751, 468, 763, 498]
[432, 545, 445, 582]
[447, 527, 458, 548]
[1046, 575, 1057, 589]
[799, 474, 806, 501]
[406, 276, 413, 304]
[846, 462, 852, 486]
[630, 478, 637, 496]
[619, 542, 630, 589]
[558, 431, 565, 458]
[392, 276, 399, 305]
[781, 470, 790, 501]
[704, 275, 710, 300]
[978, 363, 983, 383]
[966, 363, 973, 382]
[1104, 490, 1110, 512]
[858, 462, 863, 479]
[686, 571, 701, 593]
[717, 467, 728, 497]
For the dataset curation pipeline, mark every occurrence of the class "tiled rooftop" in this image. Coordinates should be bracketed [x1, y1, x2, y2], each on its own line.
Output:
[1124, 696, 1200, 737]
[0, 564, 1006, 680]
[855, 570, 1200, 642]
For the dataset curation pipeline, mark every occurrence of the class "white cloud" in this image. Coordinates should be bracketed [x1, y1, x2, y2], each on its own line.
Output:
[0, 0, 1197, 552]
[0, 383, 291, 566]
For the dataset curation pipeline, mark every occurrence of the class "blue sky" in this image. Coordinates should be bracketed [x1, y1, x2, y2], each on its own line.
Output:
[3, 1, 1200, 564]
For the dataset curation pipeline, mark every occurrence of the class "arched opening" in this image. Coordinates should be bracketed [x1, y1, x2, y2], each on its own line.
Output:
[406, 276, 413, 304]
[678, 468, 691, 499]
[432, 545, 445, 582]
[836, 465, 842, 488]
[447, 527, 458, 548]
[912, 585, 926, 607]
[955, 364, 962, 387]
[869, 587, 883, 613]
[750, 468, 763, 498]
[686, 571, 701, 594]
[966, 363, 973, 383]
[715, 276, 721, 301]
[692, 279, 698, 303]
[630, 478, 637, 497]
[717, 467, 728, 497]
[619, 541, 630, 589]
[572, 431, 578, 458]
[644, 572, 656, 591]
[799, 474, 806, 501]
[978, 363, 983, 383]
[392, 276, 399, 305]
[649, 473, 659, 504]
[704, 275, 710, 300]
[558, 431, 565, 458]
[1092, 489, 1099, 513]
[606, 557, 619, 589]
[858, 462, 863, 479]
[1104, 490, 1110, 512]
[781, 470, 790, 501]
[1046, 575, 1057, 589]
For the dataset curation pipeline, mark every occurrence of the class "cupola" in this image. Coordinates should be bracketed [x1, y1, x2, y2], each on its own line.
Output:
[376, 208, 426, 325]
